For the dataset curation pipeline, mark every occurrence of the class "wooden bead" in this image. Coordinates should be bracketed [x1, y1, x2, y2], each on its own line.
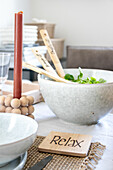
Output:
[27, 96, 34, 105]
[0, 105, 5, 112]
[28, 105, 34, 114]
[28, 114, 34, 119]
[21, 107, 28, 115]
[20, 97, 28, 106]
[11, 98, 20, 108]
[0, 96, 5, 105]
[5, 107, 12, 113]
[11, 109, 21, 114]
[5, 96, 12, 107]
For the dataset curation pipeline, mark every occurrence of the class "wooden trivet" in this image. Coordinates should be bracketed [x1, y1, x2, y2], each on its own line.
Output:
[38, 131, 92, 157]
[23, 136, 106, 170]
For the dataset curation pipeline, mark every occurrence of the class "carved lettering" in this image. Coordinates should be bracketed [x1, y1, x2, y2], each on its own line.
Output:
[58, 138, 66, 145]
[64, 137, 71, 146]
[48, 45, 54, 54]
[45, 38, 50, 43]
[50, 135, 61, 144]
[68, 139, 76, 147]
[36, 54, 49, 67]
[74, 140, 84, 148]
[50, 135, 84, 148]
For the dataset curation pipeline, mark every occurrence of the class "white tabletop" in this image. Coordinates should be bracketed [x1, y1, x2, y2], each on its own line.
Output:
[33, 102, 113, 170]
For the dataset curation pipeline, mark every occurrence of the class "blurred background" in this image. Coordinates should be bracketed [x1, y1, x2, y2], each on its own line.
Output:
[0, 0, 113, 81]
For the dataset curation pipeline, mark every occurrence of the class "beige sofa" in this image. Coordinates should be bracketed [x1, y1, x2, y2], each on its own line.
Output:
[66, 46, 113, 70]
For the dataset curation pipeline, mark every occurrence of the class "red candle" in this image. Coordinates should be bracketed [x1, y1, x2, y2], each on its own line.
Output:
[13, 11, 23, 99]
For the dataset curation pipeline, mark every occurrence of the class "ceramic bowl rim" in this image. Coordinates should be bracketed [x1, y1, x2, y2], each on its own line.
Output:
[38, 68, 113, 87]
[0, 113, 38, 147]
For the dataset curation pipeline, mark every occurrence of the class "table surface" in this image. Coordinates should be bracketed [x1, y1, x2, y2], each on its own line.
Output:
[33, 102, 113, 170]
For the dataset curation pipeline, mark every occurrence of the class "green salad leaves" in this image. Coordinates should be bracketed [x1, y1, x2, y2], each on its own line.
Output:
[64, 68, 106, 84]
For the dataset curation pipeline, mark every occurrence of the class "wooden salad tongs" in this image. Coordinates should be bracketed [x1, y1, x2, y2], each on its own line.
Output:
[22, 61, 74, 84]
[23, 30, 75, 84]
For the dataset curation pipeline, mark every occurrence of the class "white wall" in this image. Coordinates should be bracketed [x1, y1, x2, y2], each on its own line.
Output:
[0, 0, 31, 27]
[0, 0, 113, 56]
[30, 0, 113, 56]
[0, 0, 32, 45]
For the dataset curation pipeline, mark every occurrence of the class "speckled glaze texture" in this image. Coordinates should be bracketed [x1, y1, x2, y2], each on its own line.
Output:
[39, 69, 113, 125]
[0, 113, 38, 165]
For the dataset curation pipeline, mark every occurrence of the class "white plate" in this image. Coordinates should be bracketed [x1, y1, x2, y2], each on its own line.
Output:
[0, 152, 27, 170]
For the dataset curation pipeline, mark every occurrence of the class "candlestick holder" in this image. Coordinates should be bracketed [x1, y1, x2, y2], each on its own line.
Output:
[0, 95, 35, 119]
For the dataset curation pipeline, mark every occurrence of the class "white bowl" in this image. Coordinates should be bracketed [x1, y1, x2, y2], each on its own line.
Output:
[0, 113, 38, 166]
[39, 69, 113, 125]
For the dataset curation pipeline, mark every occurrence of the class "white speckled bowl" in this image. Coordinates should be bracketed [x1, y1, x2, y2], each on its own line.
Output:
[39, 69, 113, 125]
[0, 113, 38, 166]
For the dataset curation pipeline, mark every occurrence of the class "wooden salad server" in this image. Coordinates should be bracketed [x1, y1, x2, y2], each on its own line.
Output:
[31, 48, 58, 76]
[40, 29, 65, 78]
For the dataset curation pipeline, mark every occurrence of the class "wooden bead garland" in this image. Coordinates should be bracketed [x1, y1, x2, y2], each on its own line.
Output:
[0, 95, 35, 119]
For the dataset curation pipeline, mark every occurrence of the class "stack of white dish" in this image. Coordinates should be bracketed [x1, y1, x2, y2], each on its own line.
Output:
[24, 46, 47, 66]
[0, 43, 41, 68]
[0, 25, 38, 44]
[0, 25, 48, 69]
